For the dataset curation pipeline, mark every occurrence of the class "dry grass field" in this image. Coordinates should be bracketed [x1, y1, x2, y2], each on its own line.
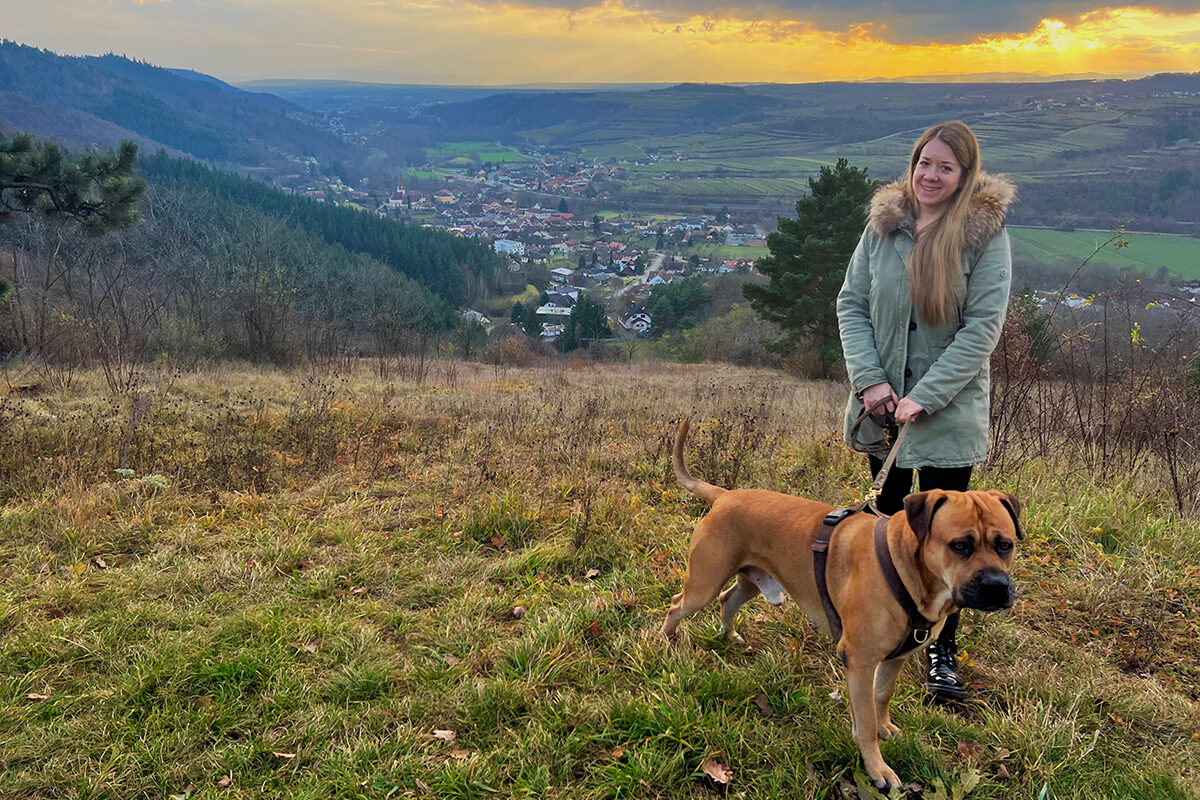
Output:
[1, 361, 1198, 799]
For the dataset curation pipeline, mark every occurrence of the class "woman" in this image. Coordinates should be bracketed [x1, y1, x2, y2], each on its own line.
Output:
[836, 120, 1015, 702]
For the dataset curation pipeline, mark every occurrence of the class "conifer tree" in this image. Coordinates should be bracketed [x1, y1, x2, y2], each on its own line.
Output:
[0, 133, 146, 235]
[743, 158, 874, 376]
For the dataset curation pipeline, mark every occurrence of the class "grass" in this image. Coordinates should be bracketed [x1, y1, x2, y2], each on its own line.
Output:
[1009, 227, 1200, 279]
[1, 361, 1198, 799]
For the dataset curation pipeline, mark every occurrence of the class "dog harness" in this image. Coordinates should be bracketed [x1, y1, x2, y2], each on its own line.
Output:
[812, 508, 936, 661]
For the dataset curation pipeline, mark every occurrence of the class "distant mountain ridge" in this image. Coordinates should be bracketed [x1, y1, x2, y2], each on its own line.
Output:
[0, 40, 344, 168]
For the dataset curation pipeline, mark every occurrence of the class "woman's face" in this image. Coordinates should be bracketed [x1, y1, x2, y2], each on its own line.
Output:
[912, 137, 965, 214]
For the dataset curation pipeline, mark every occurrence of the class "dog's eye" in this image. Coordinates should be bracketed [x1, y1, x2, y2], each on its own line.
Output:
[949, 540, 972, 555]
[996, 540, 1014, 554]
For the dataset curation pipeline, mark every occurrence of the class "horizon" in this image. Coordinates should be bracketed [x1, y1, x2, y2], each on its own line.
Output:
[3, 1, 1199, 86]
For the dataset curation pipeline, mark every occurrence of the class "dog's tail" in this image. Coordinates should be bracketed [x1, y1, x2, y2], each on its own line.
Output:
[673, 419, 726, 505]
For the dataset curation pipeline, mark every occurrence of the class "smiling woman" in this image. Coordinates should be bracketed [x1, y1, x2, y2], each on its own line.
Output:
[837, 119, 1016, 703]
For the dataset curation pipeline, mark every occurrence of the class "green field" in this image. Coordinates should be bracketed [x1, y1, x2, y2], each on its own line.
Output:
[685, 241, 770, 260]
[1009, 227, 1200, 279]
[425, 141, 531, 164]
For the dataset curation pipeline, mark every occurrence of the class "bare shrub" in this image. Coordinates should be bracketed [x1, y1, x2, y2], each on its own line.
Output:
[989, 237, 1200, 514]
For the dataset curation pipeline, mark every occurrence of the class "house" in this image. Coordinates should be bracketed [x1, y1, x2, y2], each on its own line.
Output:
[433, 189, 455, 205]
[619, 303, 652, 334]
[550, 267, 576, 283]
[493, 239, 526, 256]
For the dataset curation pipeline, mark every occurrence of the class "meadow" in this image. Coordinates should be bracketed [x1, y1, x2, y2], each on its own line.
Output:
[2, 360, 1198, 799]
[1008, 227, 1200, 280]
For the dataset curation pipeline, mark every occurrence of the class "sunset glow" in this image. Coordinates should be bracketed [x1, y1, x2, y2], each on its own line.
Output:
[2, 0, 1198, 83]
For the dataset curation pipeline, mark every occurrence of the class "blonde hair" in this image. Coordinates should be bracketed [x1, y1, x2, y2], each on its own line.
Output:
[903, 121, 981, 326]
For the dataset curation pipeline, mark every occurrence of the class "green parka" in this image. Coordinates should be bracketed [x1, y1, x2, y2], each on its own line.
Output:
[837, 172, 1016, 469]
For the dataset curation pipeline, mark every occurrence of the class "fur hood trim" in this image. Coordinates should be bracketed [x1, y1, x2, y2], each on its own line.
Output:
[867, 171, 1016, 250]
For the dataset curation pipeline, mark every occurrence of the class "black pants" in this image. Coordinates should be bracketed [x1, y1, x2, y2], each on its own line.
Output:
[867, 455, 972, 647]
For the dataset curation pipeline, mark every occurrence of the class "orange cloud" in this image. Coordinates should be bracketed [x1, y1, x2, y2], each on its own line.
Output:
[330, 1, 1200, 82]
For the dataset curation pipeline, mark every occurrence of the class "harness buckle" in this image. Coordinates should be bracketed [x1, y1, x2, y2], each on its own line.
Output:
[913, 628, 931, 645]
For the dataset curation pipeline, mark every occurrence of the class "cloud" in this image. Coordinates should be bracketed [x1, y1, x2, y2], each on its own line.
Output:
[2, 0, 1198, 83]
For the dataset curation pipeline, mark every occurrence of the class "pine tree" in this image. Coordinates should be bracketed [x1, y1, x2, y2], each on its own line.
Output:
[743, 158, 874, 376]
[561, 294, 611, 351]
[0, 133, 146, 235]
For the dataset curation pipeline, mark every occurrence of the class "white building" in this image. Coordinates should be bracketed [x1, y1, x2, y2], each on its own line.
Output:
[493, 239, 526, 256]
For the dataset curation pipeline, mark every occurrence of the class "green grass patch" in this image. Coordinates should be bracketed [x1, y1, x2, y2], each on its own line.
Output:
[0, 364, 1196, 798]
[1009, 226, 1200, 279]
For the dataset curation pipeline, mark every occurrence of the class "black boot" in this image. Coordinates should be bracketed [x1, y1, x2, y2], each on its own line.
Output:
[926, 612, 968, 701]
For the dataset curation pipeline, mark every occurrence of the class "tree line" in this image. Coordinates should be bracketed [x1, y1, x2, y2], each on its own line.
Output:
[139, 152, 504, 304]
[0, 135, 481, 383]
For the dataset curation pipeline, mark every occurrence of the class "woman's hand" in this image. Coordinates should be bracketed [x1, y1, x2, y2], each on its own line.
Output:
[895, 397, 925, 422]
[861, 382, 899, 415]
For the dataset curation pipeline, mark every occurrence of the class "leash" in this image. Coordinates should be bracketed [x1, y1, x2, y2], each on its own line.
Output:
[811, 397, 913, 645]
[849, 397, 913, 513]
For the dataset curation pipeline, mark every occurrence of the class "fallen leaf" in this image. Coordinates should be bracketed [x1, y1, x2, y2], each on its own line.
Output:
[829, 690, 843, 703]
[700, 758, 733, 786]
[301, 642, 318, 654]
[753, 693, 776, 717]
[26, 692, 50, 701]
[448, 749, 471, 760]
[955, 740, 985, 761]
[433, 729, 457, 742]
[443, 654, 462, 666]
[271, 752, 295, 759]
[610, 745, 626, 759]
[193, 695, 214, 710]
[489, 535, 506, 550]
[349, 587, 367, 595]
[43, 606, 66, 619]
[512, 606, 527, 619]
[169, 786, 193, 800]
[95, 557, 109, 569]
[585, 620, 600, 640]
[785, 637, 799, 654]
[217, 774, 232, 789]
[585, 568, 601, 579]
[997, 764, 1011, 780]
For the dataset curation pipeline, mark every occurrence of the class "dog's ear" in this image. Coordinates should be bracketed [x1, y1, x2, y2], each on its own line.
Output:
[993, 491, 1023, 539]
[903, 490, 948, 544]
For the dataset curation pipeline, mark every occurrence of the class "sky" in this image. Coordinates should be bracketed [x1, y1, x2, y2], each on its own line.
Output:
[3, 1, 1200, 85]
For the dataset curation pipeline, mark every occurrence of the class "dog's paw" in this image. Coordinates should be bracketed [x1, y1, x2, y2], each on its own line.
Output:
[877, 720, 901, 740]
[870, 764, 902, 792]
[724, 629, 746, 646]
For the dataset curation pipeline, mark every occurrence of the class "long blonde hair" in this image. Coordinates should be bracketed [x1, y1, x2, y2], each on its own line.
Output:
[904, 121, 981, 326]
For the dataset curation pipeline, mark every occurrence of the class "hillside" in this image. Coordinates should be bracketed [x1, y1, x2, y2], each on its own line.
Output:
[1, 362, 1196, 798]
[0, 41, 345, 169]
[307, 75, 1200, 232]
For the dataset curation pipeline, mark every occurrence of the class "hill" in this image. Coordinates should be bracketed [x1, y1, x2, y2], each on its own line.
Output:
[0, 361, 1196, 798]
[0, 41, 345, 169]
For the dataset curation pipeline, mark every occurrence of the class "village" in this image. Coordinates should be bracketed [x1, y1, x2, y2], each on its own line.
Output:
[282, 151, 768, 342]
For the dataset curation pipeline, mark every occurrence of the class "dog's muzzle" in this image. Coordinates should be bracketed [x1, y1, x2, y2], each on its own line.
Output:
[955, 568, 1014, 612]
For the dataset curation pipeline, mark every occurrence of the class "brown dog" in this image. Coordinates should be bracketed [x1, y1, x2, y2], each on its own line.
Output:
[662, 420, 1022, 790]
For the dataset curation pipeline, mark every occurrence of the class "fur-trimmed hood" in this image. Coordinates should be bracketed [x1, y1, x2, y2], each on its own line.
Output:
[867, 171, 1016, 251]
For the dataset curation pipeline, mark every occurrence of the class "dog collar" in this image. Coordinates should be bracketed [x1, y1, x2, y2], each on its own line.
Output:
[873, 516, 936, 660]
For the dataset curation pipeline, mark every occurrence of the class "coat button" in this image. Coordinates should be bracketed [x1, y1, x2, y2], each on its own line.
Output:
[909, 321, 917, 331]
[904, 368, 913, 378]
